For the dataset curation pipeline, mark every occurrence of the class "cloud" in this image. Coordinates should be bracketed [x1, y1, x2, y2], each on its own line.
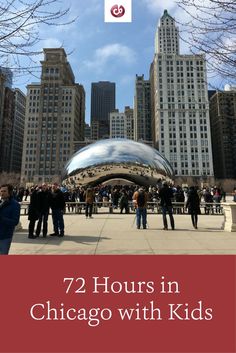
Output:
[82, 43, 136, 72]
[142, 0, 177, 14]
[41, 38, 63, 49]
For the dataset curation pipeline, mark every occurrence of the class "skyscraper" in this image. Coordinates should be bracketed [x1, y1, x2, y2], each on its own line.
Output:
[0, 67, 26, 174]
[21, 48, 85, 183]
[91, 81, 115, 140]
[10, 89, 26, 173]
[0, 87, 15, 173]
[151, 10, 214, 177]
[210, 88, 236, 179]
[134, 75, 152, 144]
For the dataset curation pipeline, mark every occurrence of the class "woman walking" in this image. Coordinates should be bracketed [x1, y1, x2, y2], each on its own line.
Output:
[186, 186, 200, 229]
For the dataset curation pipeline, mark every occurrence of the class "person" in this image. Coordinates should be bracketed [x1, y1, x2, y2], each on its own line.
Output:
[50, 183, 65, 237]
[233, 188, 236, 202]
[35, 183, 50, 237]
[213, 186, 222, 213]
[186, 186, 201, 229]
[158, 182, 175, 230]
[203, 188, 213, 214]
[133, 187, 148, 229]
[28, 186, 40, 239]
[0, 184, 20, 255]
[85, 187, 95, 218]
[119, 189, 129, 214]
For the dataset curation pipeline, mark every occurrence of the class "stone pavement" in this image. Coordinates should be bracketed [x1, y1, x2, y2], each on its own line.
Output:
[10, 212, 236, 255]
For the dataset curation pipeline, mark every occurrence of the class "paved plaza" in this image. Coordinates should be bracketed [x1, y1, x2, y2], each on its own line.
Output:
[10, 211, 236, 255]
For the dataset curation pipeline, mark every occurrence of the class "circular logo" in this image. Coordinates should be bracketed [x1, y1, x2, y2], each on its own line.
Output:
[110, 4, 125, 18]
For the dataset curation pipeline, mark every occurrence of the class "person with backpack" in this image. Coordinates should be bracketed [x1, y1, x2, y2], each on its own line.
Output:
[133, 187, 148, 229]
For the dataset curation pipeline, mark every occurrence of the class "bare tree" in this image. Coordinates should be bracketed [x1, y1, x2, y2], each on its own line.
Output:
[0, 0, 77, 75]
[176, 0, 236, 82]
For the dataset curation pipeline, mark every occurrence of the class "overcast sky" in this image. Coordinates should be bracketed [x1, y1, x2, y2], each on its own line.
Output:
[14, 0, 225, 123]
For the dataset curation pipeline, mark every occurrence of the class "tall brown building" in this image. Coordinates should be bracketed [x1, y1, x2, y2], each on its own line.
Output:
[21, 48, 85, 184]
[209, 88, 236, 179]
[0, 87, 15, 172]
[0, 67, 26, 174]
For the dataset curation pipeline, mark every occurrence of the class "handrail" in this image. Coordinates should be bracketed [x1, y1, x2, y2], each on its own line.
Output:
[19, 201, 224, 215]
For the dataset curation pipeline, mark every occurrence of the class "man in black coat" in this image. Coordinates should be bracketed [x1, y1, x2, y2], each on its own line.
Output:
[35, 183, 50, 237]
[0, 184, 20, 254]
[50, 183, 65, 237]
[28, 186, 40, 239]
[158, 182, 175, 230]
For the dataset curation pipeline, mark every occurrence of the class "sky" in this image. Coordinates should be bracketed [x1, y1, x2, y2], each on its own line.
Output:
[13, 0, 230, 124]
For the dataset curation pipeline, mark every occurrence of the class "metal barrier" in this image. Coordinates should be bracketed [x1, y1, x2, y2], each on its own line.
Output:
[20, 201, 224, 215]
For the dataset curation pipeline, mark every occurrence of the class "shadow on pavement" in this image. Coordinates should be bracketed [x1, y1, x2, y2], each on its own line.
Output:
[13, 231, 111, 245]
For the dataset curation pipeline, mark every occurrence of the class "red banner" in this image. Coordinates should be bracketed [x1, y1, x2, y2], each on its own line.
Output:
[0, 255, 235, 352]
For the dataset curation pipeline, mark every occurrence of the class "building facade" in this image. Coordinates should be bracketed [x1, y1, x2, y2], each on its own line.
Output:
[109, 106, 134, 139]
[91, 81, 115, 140]
[210, 88, 236, 179]
[0, 87, 15, 173]
[151, 10, 214, 177]
[21, 48, 85, 183]
[134, 75, 152, 144]
[10, 89, 26, 173]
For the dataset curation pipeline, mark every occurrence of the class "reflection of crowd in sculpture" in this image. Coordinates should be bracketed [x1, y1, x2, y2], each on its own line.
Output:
[65, 163, 162, 186]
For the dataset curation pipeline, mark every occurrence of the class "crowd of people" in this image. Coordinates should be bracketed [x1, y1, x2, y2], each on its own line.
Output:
[0, 181, 235, 255]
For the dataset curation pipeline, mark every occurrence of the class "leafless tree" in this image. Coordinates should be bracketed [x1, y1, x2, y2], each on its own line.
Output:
[176, 0, 236, 83]
[0, 0, 77, 75]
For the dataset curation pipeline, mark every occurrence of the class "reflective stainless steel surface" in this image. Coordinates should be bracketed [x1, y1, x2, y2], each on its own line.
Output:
[62, 139, 174, 186]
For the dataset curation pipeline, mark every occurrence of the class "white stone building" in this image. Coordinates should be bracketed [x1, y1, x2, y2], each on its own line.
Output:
[151, 10, 214, 177]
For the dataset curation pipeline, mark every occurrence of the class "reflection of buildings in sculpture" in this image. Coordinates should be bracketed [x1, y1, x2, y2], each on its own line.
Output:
[21, 48, 85, 184]
[62, 139, 174, 187]
[151, 10, 214, 177]
[109, 107, 134, 139]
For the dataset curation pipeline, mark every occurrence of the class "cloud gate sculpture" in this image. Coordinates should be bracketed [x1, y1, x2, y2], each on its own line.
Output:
[62, 139, 174, 187]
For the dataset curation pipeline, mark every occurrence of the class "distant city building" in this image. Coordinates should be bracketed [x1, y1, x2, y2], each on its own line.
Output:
[0, 68, 14, 169]
[84, 123, 91, 141]
[0, 67, 13, 88]
[91, 81, 115, 139]
[151, 10, 214, 177]
[21, 48, 85, 183]
[109, 106, 134, 139]
[124, 106, 134, 140]
[10, 89, 26, 173]
[210, 88, 236, 179]
[134, 75, 152, 144]
[0, 69, 26, 174]
[0, 87, 15, 173]
[0, 72, 6, 139]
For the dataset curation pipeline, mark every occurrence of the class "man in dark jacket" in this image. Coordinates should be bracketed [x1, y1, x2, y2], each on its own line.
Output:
[158, 182, 175, 230]
[28, 186, 40, 239]
[0, 184, 20, 254]
[50, 183, 65, 237]
[35, 183, 50, 237]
